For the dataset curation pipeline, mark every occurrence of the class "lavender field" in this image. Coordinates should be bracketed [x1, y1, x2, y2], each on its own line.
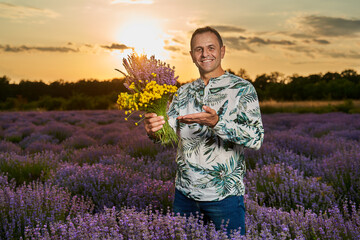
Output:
[0, 110, 359, 239]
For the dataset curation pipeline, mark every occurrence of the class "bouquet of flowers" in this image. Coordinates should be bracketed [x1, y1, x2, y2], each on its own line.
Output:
[116, 52, 179, 146]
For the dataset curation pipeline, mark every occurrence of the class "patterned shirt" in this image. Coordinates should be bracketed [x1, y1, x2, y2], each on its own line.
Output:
[167, 72, 264, 201]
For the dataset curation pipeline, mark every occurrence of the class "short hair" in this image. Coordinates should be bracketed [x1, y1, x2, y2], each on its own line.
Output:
[190, 26, 223, 49]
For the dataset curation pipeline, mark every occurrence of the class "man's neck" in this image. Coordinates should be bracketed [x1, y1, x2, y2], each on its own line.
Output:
[200, 69, 225, 85]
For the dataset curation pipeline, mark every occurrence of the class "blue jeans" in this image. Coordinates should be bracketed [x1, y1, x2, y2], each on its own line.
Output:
[173, 189, 246, 236]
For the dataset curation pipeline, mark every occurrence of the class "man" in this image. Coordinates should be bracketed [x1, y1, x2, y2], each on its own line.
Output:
[144, 26, 264, 236]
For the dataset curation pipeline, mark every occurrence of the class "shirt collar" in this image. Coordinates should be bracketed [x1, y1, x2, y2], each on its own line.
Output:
[195, 71, 230, 87]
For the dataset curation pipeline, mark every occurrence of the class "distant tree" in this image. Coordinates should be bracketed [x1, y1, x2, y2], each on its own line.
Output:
[0, 75, 10, 101]
[226, 68, 236, 75]
[322, 72, 341, 82]
[237, 68, 251, 81]
[341, 69, 359, 84]
[17, 80, 48, 101]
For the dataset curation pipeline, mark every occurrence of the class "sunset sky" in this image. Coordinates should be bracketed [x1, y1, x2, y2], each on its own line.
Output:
[1, 0, 360, 83]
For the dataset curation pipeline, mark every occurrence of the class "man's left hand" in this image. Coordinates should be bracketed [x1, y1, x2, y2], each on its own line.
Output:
[177, 105, 219, 128]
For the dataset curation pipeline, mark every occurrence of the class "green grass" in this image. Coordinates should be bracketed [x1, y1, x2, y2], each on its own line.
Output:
[260, 99, 360, 114]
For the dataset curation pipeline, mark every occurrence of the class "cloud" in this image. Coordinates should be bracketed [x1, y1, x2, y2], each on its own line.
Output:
[0, 44, 78, 53]
[297, 15, 360, 37]
[223, 35, 296, 52]
[286, 46, 316, 58]
[223, 37, 255, 53]
[209, 25, 246, 33]
[326, 50, 360, 59]
[110, 0, 154, 4]
[164, 45, 181, 52]
[288, 32, 316, 39]
[312, 39, 330, 45]
[170, 38, 185, 45]
[0, 43, 135, 53]
[247, 37, 295, 46]
[286, 45, 360, 59]
[101, 43, 134, 51]
[0, 3, 59, 20]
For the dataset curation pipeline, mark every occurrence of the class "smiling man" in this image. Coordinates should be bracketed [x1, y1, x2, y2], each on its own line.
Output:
[144, 26, 264, 236]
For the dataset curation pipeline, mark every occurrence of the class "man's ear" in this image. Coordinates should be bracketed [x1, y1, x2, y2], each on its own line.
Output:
[190, 50, 195, 63]
[221, 46, 225, 59]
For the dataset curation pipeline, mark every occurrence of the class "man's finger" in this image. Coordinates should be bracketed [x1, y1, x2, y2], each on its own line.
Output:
[152, 119, 165, 127]
[145, 113, 157, 118]
[177, 112, 205, 120]
[145, 115, 164, 124]
[203, 105, 216, 114]
[151, 124, 164, 132]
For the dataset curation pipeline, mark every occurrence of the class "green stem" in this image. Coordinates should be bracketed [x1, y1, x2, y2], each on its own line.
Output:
[148, 95, 178, 146]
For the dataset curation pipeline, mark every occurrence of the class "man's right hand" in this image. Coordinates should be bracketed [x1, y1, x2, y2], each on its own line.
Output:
[144, 113, 165, 136]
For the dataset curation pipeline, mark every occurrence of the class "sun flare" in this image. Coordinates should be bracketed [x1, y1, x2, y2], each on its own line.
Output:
[116, 17, 168, 59]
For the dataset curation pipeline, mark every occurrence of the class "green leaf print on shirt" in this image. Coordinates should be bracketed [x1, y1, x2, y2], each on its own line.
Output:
[188, 154, 245, 197]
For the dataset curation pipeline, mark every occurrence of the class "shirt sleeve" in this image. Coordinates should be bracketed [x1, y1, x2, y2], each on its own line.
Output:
[211, 82, 264, 150]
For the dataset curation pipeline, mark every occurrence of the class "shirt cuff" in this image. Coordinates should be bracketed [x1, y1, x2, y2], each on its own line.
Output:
[211, 115, 224, 133]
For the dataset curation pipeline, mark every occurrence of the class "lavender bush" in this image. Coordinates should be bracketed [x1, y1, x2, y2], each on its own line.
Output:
[0, 176, 93, 239]
[0, 110, 359, 239]
[60, 145, 124, 165]
[320, 149, 360, 205]
[50, 162, 174, 212]
[0, 140, 22, 154]
[63, 134, 97, 149]
[25, 207, 232, 240]
[245, 196, 360, 239]
[0, 151, 60, 185]
[245, 163, 336, 213]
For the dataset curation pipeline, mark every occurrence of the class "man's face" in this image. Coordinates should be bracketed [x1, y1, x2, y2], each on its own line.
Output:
[190, 32, 225, 76]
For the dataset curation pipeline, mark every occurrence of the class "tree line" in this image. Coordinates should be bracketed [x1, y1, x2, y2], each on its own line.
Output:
[0, 68, 359, 110]
[0, 77, 128, 110]
[228, 69, 360, 101]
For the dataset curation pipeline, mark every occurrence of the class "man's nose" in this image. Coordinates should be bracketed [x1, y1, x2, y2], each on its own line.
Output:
[202, 48, 210, 57]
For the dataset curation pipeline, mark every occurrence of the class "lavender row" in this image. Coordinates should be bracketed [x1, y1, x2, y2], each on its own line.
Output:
[49, 162, 174, 212]
[0, 175, 93, 239]
[1, 111, 358, 155]
[24, 197, 360, 239]
[25, 207, 232, 240]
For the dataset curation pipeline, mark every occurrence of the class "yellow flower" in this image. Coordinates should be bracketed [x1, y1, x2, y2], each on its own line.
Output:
[129, 82, 136, 90]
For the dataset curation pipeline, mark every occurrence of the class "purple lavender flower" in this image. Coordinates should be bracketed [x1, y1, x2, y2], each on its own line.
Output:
[0, 140, 22, 154]
[0, 178, 93, 239]
[50, 162, 174, 212]
[25, 207, 231, 240]
[245, 163, 336, 213]
[41, 122, 74, 142]
[119, 52, 179, 89]
[0, 151, 60, 185]
[63, 134, 97, 149]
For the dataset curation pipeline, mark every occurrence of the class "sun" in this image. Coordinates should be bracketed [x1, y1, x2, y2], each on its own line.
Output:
[116, 17, 168, 59]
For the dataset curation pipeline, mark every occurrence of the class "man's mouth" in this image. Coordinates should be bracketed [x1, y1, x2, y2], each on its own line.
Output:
[201, 59, 213, 63]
